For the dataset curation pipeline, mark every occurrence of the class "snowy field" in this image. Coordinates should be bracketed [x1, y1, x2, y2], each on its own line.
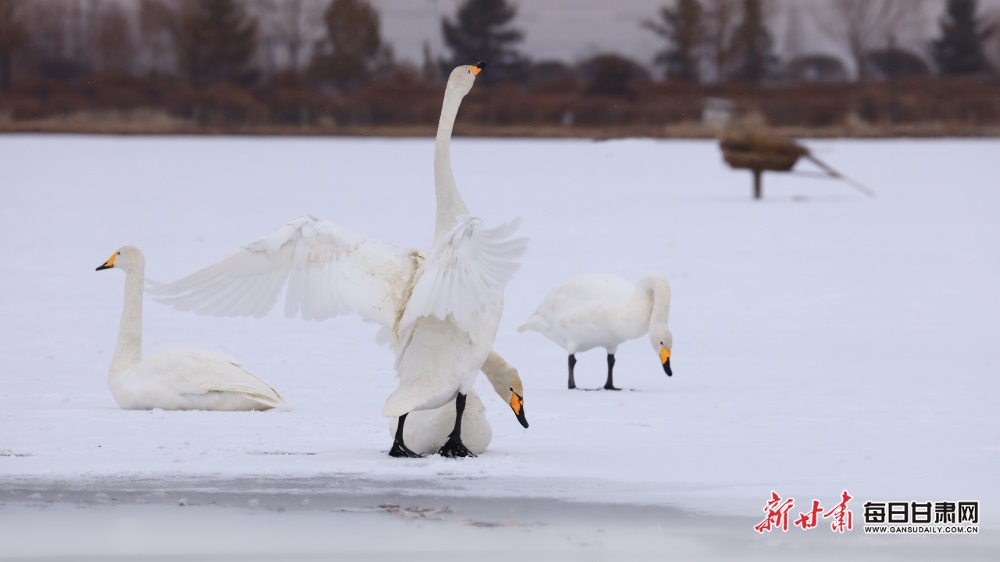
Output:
[1, 135, 998, 559]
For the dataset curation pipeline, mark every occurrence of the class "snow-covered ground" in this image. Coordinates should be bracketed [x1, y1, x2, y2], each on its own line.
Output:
[1, 135, 998, 558]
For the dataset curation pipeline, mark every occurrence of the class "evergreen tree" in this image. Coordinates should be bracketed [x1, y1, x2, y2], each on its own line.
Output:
[309, 0, 391, 92]
[726, 0, 775, 83]
[933, 0, 994, 76]
[175, 0, 260, 86]
[643, 0, 704, 83]
[440, 0, 528, 84]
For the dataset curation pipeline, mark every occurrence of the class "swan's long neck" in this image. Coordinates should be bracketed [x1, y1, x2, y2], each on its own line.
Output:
[481, 352, 520, 400]
[110, 267, 144, 377]
[637, 274, 672, 328]
[433, 85, 470, 242]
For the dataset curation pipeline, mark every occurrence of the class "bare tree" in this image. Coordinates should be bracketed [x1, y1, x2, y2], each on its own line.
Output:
[818, 0, 924, 81]
[703, 0, 739, 82]
[421, 39, 438, 82]
[991, 8, 1000, 72]
[782, 1, 809, 60]
[91, 1, 136, 75]
[254, 0, 324, 75]
[139, 0, 180, 76]
[0, 0, 27, 91]
[309, 0, 392, 92]
[14, 0, 91, 81]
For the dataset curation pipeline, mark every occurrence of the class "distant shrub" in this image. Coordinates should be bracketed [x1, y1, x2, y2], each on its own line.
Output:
[760, 86, 849, 127]
[784, 55, 849, 82]
[195, 82, 269, 125]
[577, 54, 650, 99]
[84, 76, 153, 110]
[0, 95, 44, 119]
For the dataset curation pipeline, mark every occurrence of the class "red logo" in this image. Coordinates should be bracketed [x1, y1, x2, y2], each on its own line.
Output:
[754, 491, 795, 533]
[756, 490, 854, 533]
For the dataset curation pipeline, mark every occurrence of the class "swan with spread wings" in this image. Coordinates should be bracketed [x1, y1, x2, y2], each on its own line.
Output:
[150, 63, 527, 458]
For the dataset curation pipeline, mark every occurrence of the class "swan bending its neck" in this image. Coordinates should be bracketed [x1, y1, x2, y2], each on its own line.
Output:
[637, 273, 671, 328]
[433, 63, 483, 242]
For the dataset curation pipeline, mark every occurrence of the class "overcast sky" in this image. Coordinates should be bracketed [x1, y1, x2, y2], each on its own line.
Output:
[373, 0, 1000, 70]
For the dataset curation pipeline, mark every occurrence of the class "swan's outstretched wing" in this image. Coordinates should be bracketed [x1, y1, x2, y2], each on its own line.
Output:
[400, 215, 527, 341]
[149, 215, 414, 327]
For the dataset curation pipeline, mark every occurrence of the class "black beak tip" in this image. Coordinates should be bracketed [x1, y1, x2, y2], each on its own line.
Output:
[663, 360, 673, 377]
[96, 264, 110, 271]
[475, 60, 488, 70]
[516, 409, 529, 429]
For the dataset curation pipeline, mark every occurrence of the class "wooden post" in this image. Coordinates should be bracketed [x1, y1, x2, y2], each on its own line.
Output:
[753, 168, 762, 200]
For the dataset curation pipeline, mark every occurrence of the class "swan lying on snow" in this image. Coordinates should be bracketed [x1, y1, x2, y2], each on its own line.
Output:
[150, 63, 527, 457]
[390, 354, 525, 455]
[518, 273, 673, 390]
[96, 246, 286, 411]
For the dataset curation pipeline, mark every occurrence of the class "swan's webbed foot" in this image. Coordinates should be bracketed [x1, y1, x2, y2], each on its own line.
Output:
[388, 439, 424, 458]
[388, 413, 424, 458]
[438, 436, 476, 458]
[603, 383, 622, 391]
[438, 393, 476, 458]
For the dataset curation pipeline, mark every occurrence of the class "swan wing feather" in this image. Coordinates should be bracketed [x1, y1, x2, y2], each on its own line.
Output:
[149, 215, 412, 327]
[400, 215, 527, 341]
[143, 350, 286, 409]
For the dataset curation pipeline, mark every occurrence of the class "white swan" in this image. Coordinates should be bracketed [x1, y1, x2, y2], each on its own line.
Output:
[149, 63, 528, 456]
[96, 246, 286, 411]
[518, 273, 673, 390]
[390, 354, 523, 455]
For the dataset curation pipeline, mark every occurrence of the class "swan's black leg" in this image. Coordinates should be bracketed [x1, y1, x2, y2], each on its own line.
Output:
[568, 354, 577, 389]
[388, 413, 424, 458]
[438, 393, 476, 458]
[604, 353, 621, 391]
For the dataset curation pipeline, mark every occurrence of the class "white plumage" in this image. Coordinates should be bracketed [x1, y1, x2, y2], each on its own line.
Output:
[96, 246, 285, 411]
[148, 215, 412, 330]
[149, 63, 527, 456]
[518, 273, 674, 390]
[390, 391, 491, 455]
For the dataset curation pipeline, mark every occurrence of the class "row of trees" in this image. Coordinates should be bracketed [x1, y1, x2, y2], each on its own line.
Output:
[0, 0, 998, 131]
[646, 0, 997, 83]
[1, 0, 998, 95]
[0, 0, 529, 94]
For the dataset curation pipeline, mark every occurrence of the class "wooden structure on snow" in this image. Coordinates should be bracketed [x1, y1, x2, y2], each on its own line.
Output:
[720, 132, 875, 200]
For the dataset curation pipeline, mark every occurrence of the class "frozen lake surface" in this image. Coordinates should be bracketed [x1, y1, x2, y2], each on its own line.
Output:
[1, 135, 998, 558]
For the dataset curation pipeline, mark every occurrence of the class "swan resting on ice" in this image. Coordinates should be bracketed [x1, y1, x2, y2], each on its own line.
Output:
[518, 273, 673, 390]
[96, 246, 286, 411]
[149, 63, 527, 456]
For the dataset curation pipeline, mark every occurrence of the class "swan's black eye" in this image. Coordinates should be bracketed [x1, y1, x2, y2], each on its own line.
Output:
[509, 387, 513, 392]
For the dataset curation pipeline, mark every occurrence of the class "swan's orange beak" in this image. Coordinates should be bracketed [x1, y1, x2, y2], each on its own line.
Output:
[470, 61, 487, 76]
[96, 252, 117, 271]
[509, 392, 528, 428]
[660, 347, 673, 377]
